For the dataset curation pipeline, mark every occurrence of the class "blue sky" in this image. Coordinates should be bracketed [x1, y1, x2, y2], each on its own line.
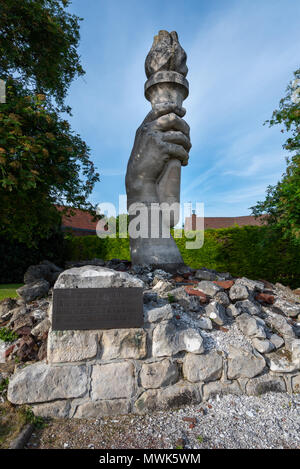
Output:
[65, 0, 300, 217]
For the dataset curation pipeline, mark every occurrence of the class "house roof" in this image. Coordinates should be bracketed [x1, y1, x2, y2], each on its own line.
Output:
[56, 206, 266, 233]
[56, 206, 98, 232]
[184, 215, 267, 230]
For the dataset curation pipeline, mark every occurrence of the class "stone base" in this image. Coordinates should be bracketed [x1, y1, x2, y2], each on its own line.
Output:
[6, 266, 300, 418]
[7, 329, 300, 418]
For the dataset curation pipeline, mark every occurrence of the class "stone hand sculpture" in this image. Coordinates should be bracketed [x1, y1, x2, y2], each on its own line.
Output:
[126, 31, 191, 271]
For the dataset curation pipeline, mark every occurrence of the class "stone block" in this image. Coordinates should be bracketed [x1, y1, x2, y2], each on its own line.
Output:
[134, 381, 200, 413]
[183, 351, 223, 383]
[91, 362, 135, 400]
[47, 330, 99, 363]
[245, 374, 286, 396]
[101, 329, 147, 360]
[227, 345, 266, 379]
[74, 399, 131, 418]
[7, 362, 88, 404]
[152, 321, 204, 357]
[140, 359, 179, 388]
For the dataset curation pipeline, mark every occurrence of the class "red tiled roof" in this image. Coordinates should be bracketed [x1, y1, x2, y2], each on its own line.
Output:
[55, 206, 267, 235]
[185, 215, 267, 231]
[56, 206, 98, 232]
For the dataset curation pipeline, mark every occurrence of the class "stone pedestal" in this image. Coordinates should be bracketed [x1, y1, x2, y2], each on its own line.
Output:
[6, 267, 300, 418]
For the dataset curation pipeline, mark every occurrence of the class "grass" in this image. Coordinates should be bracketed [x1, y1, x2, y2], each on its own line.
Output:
[0, 327, 18, 343]
[0, 401, 46, 449]
[0, 402, 28, 448]
[0, 284, 22, 301]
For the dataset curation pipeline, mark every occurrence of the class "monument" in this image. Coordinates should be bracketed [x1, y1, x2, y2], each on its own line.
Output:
[6, 32, 300, 421]
[126, 30, 191, 272]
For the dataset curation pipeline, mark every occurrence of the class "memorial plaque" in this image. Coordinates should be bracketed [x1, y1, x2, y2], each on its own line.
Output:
[52, 287, 143, 330]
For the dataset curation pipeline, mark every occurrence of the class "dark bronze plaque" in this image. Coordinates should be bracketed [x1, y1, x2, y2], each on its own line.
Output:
[52, 288, 144, 330]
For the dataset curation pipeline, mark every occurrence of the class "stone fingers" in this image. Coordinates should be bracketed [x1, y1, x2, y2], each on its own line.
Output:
[151, 112, 190, 137]
[161, 131, 191, 152]
[142, 103, 186, 125]
[162, 142, 189, 166]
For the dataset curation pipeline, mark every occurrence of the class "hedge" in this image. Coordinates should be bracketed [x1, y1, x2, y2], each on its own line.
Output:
[0, 231, 66, 284]
[65, 226, 300, 288]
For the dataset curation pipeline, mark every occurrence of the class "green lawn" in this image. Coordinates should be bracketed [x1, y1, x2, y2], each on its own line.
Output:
[0, 284, 23, 301]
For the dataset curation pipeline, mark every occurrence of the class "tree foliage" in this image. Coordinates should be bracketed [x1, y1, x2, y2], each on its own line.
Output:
[0, 1, 100, 246]
[0, 0, 84, 109]
[251, 68, 300, 244]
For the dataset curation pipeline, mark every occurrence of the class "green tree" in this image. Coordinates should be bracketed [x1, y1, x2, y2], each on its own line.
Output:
[0, 1, 100, 246]
[0, 0, 84, 110]
[251, 68, 300, 244]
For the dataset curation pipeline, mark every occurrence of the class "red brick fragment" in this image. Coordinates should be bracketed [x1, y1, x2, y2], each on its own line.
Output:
[183, 417, 197, 424]
[255, 292, 274, 304]
[5, 344, 15, 357]
[184, 287, 208, 304]
[213, 280, 234, 289]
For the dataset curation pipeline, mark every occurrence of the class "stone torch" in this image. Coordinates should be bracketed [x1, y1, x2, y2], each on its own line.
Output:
[144, 30, 189, 225]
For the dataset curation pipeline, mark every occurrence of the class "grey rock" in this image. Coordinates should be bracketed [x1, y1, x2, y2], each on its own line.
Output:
[31, 318, 51, 339]
[226, 304, 240, 318]
[273, 298, 300, 318]
[7, 362, 88, 404]
[101, 329, 147, 360]
[54, 266, 144, 289]
[47, 330, 99, 363]
[291, 339, 300, 363]
[167, 287, 200, 312]
[234, 299, 262, 316]
[74, 399, 130, 418]
[183, 351, 223, 383]
[227, 345, 266, 379]
[246, 374, 286, 395]
[152, 279, 173, 293]
[31, 308, 47, 322]
[195, 269, 217, 281]
[215, 291, 230, 307]
[229, 284, 249, 301]
[0, 298, 17, 319]
[134, 381, 200, 413]
[264, 310, 296, 338]
[235, 277, 264, 292]
[197, 281, 223, 297]
[3, 305, 25, 323]
[267, 350, 300, 373]
[143, 291, 158, 304]
[17, 280, 50, 302]
[32, 401, 70, 418]
[251, 338, 274, 354]
[197, 316, 213, 330]
[236, 313, 266, 339]
[24, 261, 62, 286]
[205, 301, 227, 325]
[269, 333, 285, 349]
[144, 304, 173, 323]
[91, 362, 135, 400]
[202, 380, 242, 401]
[291, 374, 300, 393]
[152, 321, 204, 357]
[140, 359, 179, 388]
